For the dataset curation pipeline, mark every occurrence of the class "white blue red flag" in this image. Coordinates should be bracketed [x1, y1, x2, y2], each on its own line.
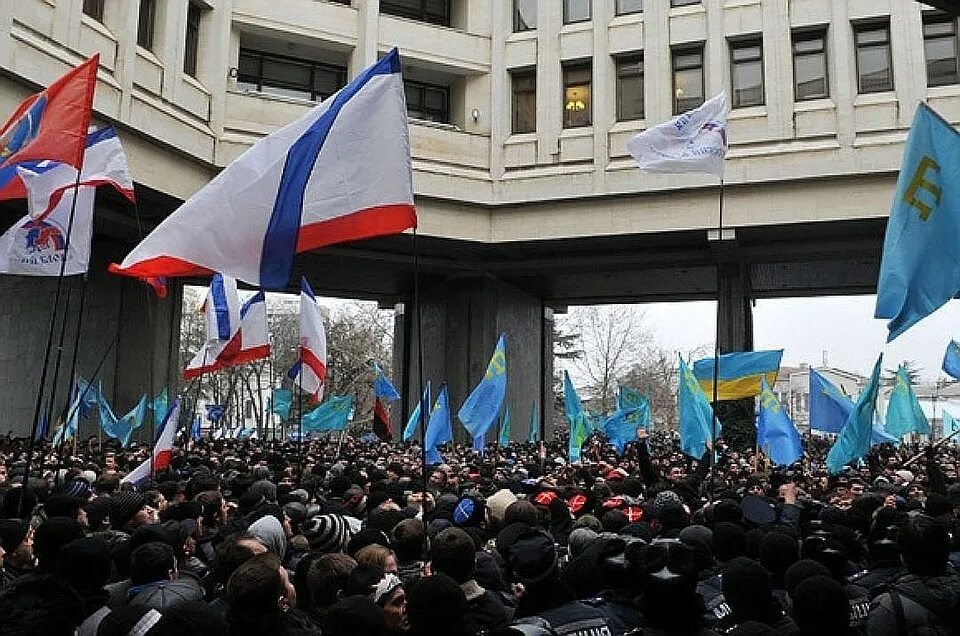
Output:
[121, 398, 181, 484]
[183, 274, 241, 379]
[288, 277, 327, 403]
[109, 48, 416, 289]
[218, 290, 271, 367]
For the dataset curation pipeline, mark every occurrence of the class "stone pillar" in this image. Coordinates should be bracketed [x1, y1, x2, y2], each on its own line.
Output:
[716, 261, 753, 354]
[0, 237, 180, 438]
[393, 276, 549, 445]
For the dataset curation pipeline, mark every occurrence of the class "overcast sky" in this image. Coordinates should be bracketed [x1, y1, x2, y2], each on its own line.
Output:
[640, 295, 960, 381]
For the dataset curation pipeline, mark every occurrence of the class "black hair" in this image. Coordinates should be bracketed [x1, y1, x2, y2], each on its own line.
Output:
[129, 541, 175, 585]
[899, 514, 950, 577]
[430, 528, 476, 584]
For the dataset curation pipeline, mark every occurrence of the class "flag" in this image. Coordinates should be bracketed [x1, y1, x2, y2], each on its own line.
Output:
[373, 362, 401, 401]
[458, 334, 507, 438]
[616, 386, 648, 412]
[183, 274, 241, 379]
[827, 356, 883, 474]
[679, 357, 718, 458]
[34, 411, 49, 441]
[109, 49, 416, 290]
[270, 388, 293, 420]
[884, 366, 930, 438]
[472, 433, 485, 454]
[564, 371, 590, 463]
[191, 415, 202, 441]
[74, 376, 99, 416]
[54, 377, 98, 446]
[217, 290, 271, 368]
[149, 387, 168, 428]
[301, 395, 353, 433]
[757, 378, 803, 466]
[402, 381, 431, 443]
[603, 402, 650, 456]
[945, 410, 960, 439]
[205, 404, 224, 422]
[499, 406, 511, 446]
[808, 369, 856, 433]
[944, 341, 960, 381]
[627, 92, 728, 177]
[372, 397, 393, 441]
[528, 401, 539, 443]
[98, 390, 148, 448]
[872, 423, 900, 446]
[288, 277, 327, 403]
[122, 398, 181, 484]
[693, 350, 783, 402]
[875, 104, 960, 341]
[425, 384, 452, 451]
[0, 54, 99, 200]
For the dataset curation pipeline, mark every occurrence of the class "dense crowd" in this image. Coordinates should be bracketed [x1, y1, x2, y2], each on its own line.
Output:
[0, 428, 959, 635]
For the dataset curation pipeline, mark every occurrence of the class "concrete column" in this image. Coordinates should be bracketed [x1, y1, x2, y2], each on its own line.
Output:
[393, 276, 548, 444]
[716, 261, 754, 354]
[352, 0, 379, 77]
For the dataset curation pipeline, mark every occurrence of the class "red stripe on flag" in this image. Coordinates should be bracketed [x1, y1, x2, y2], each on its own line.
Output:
[296, 204, 417, 252]
[222, 344, 272, 367]
[154, 449, 173, 472]
[300, 348, 327, 383]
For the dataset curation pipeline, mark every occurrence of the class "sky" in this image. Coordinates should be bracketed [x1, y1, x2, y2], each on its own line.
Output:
[639, 295, 960, 381]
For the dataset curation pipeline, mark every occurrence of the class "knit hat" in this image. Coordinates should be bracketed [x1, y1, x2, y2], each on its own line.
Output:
[573, 514, 602, 533]
[33, 517, 84, 571]
[56, 479, 92, 500]
[721, 557, 773, 615]
[452, 495, 486, 528]
[303, 514, 351, 553]
[496, 523, 558, 585]
[44, 494, 85, 519]
[0, 519, 27, 554]
[568, 527, 599, 559]
[784, 558, 831, 597]
[486, 489, 518, 524]
[895, 470, 915, 484]
[652, 490, 683, 516]
[712, 522, 747, 563]
[59, 537, 112, 593]
[406, 573, 467, 633]
[759, 531, 799, 577]
[108, 492, 147, 529]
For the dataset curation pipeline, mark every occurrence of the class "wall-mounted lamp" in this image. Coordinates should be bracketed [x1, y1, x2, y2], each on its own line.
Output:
[228, 67, 238, 78]
[471, 108, 480, 123]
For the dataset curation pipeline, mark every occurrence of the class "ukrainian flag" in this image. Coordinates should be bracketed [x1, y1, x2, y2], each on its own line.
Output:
[693, 350, 783, 402]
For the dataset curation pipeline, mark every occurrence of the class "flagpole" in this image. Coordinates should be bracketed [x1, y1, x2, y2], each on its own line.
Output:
[43, 277, 76, 444]
[62, 273, 89, 463]
[412, 227, 429, 556]
[709, 177, 725, 501]
[22, 168, 86, 515]
[297, 354, 304, 482]
[192, 348, 209, 442]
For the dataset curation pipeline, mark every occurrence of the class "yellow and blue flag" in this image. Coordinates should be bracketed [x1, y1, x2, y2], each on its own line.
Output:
[564, 371, 590, 463]
[757, 378, 802, 466]
[528, 401, 539, 443]
[498, 406, 511, 446]
[426, 384, 452, 464]
[943, 341, 960, 381]
[458, 334, 507, 438]
[402, 381, 431, 443]
[302, 395, 353, 433]
[827, 356, 882, 474]
[679, 357, 718, 458]
[885, 366, 930, 438]
[693, 350, 783, 401]
[876, 104, 960, 341]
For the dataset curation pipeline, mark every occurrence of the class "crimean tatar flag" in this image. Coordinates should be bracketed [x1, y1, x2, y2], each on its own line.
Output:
[109, 49, 416, 290]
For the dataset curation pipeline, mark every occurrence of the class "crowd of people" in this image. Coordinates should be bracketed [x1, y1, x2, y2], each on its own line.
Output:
[0, 427, 959, 635]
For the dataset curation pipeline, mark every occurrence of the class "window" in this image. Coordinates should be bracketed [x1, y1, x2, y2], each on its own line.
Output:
[792, 30, 829, 100]
[183, 3, 202, 77]
[380, 0, 450, 27]
[616, 0, 643, 15]
[237, 49, 348, 102]
[730, 38, 764, 107]
[83, 0, 105, 21]
[511, 70, 536, 133]
[563, 0, 591, 24]
[854, 23, 893, 93]
[671, 0, 701, 6]
[404, 79, 450, 123]
[137, 0, 157, 50]
[616, 55, 644, 120]
[562, 62, 592, 128]
[672, 46, 704, 114]
[924, 14, 960, 87]
[514, 0, 537, 32]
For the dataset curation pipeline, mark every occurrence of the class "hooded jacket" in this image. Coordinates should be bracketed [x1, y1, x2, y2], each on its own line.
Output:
[249, 515, 287, 560]
[867, 571, 960, 636]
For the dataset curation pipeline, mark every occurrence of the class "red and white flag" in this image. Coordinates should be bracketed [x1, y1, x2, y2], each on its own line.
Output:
[218, 291, 271, 367]
[288, 277, 327, 403]
[183, 274, 240, 379]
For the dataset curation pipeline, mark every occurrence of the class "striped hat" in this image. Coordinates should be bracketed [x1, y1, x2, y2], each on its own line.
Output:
[302, 514, 350, 553]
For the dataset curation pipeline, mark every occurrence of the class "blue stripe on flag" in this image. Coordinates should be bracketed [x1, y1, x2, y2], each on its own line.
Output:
[259, 49, 403, 289]
[241, 290, 264, 318]
[211, 275, 232, 340]
[301, 276, 316, 300]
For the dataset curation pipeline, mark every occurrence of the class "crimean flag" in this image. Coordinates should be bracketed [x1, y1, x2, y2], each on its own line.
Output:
[693, 350, 783, 401]
[109, 49, 415, 290]
[288, 277, 327, 403]
[121, 398, 181, 484]
[0, 54, 99, 200]
[373, 397, 393, 442]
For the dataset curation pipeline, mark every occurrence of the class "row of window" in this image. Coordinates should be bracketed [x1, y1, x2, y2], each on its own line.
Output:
[83, 0, 203, 77]
[516, 0, 700, 32]
[511, 13, 960, 133]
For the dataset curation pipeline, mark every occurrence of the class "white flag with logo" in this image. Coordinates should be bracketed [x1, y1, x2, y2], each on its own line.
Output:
[627, 92, 728, 177]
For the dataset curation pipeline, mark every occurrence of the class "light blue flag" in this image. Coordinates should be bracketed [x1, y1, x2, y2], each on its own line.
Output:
[98, 389, 148, 448]
[809, 369, 855, 434]
[875, 103, 960, 341]
[458, 334, 507, 438]
[373, 362, 401, 401]
[302, 395, 354, 433]
[425, 384, 452, 450]
[499, 406, 511, 446]
[944, 410, 960, 440]
[473, 433, 485, 454]
[35, 411, 49, 441]
[270, 388, 293, 420]
[402, 381, 431, 442]
[757, 378, 803, 466]
[679, 357, 718, 458]
[564, 371, 590, 463]
[191, 415, 202, 441]
[944, 341, 960, 381]
[75, 376, 99, 417]
[528, 401, 539, 443]
[603, 398, 651, 456]
[617, 386, 648, 412]
[827, 356, 883, 474]
[872, 423, 900, 446]
[149, 387, 168, 428]
[54, 391, 82, 447]
[885, 366, 930, 438]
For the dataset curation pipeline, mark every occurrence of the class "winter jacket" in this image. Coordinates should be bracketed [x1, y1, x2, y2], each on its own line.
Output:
[849, 561, 903, 600]
[529, 600, 614, 636]
[461, 579, 512, 632]
[867, 571, 960, 636]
